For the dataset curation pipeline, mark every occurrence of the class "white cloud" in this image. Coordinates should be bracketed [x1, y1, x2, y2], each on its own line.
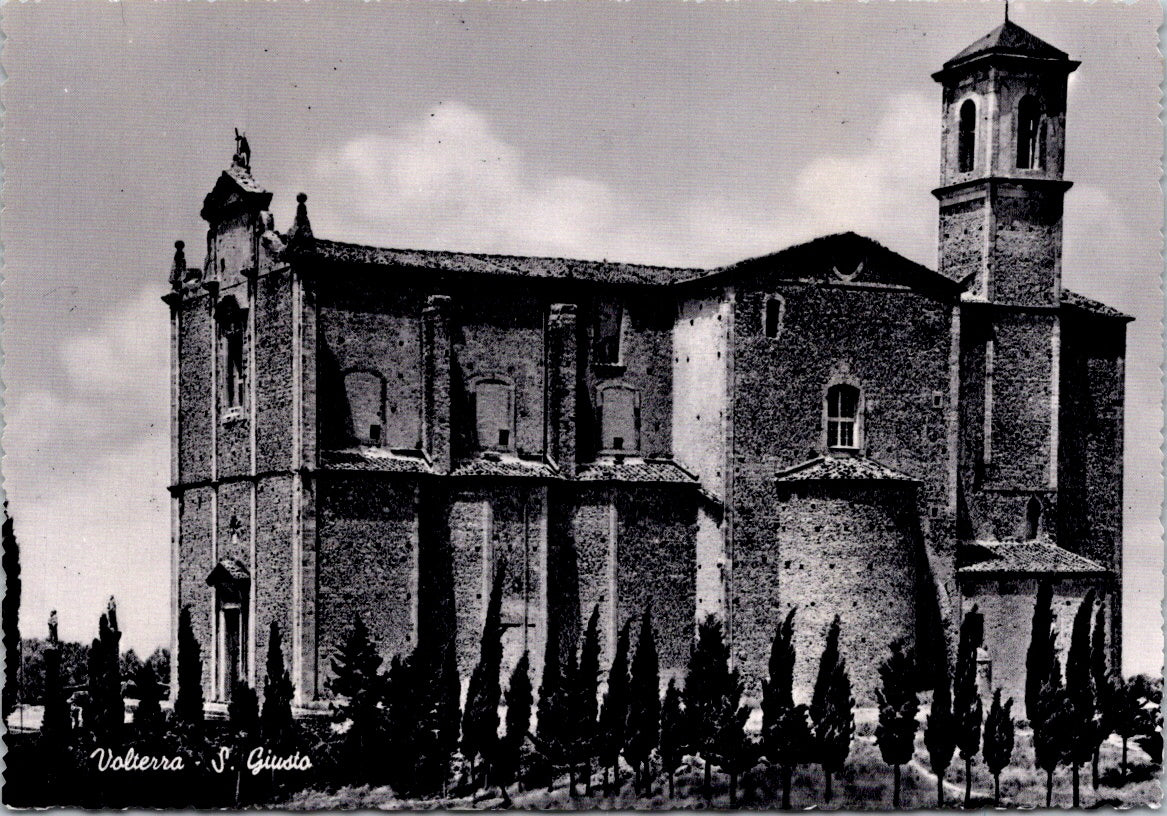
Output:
[308, 96, 939, 270]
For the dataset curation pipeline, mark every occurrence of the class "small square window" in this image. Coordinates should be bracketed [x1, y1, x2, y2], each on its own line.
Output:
[612, 436, 624, 450]
[930, 505, 941, 518]
[498, 429, 510, 447]
[933, 391, 944, 408]
[369, 424, 382, 445]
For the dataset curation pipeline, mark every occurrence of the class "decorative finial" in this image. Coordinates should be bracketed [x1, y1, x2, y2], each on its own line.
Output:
[1004, 0, 1009, 23]
[170, 240, 186, 291]
[288, 192, 315, 251]
[233, 127, 251, 170]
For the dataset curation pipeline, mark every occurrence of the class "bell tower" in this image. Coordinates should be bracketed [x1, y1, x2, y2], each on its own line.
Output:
[933, 18, 1079, 304]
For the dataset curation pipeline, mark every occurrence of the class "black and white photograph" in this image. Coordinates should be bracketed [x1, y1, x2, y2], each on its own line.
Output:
[1, 1, 1162, 809]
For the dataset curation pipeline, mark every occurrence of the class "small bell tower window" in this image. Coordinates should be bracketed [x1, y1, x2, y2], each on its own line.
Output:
[958, 99, 977, 173]
[1017, 95, 1043, 170]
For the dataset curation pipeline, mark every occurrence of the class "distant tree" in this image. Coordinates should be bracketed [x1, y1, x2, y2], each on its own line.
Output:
[133, 662, 164, 739]
[146, 647, 171, 688]
[120, 648, 144, 685]
[684, 614, 733, 803]
[810, 615, 854, 804]
[1065, 590, 1099, 807]
[497, 651, 533, 800]
[761, 607, 812, 809]
[923, 663, 957, 808]
[327, 613, 387, 785]
[1025, 581, 1055, 722]
[952, 606, 984, 808]
[1112, 676, 1142, 781]
[1032, 656, 1068, 808]
[261, 622, 296, 750]
[597, 619, 633, 796]
[711, 663, 754, 807]
[2, 511, 21, 718]
[41, 642, 72, 754]
[574, 605, 602, 794]
[982, 689, 1015, 806]
[873, 639, 920, 809]
[462, 559, 506, 789]
[174, 606, 204, 729]
[1114, 674, 1162, 780]
[659, 678, 687, 798]
[1090, 597, 1115, 789]
[625, 602, 661, 794]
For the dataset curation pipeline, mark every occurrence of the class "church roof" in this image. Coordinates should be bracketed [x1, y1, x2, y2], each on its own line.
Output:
[577, 458, 699, 484]
[958, 541, 1107, 576]
[1062, 289, 1133, 321]
[450, 456, 561, 479]
[774, 454, 917, 484]
[319, 447, 431, 473]
[311, 238, 692, 286]
[943, 19, 1070, 69]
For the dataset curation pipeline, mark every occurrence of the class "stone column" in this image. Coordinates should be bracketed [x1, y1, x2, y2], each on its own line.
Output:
[424, 295, 454, 474]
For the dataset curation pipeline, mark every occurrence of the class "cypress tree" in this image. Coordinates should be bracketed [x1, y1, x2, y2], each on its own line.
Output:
[174, 606, 204, 729]
[261, 621, 296, 751]
[1112, 675, 1145, 781]
[953, 606, 983, 808]
[133, 662, 164, 740]
[41, 642, 72, 755]
[383, 654, 419, 795]
[1089, 597, 1113, 789]
[535, 617, 566, 792]
[684, 614, 732, 803]
[462, 558, 506, 789]
[575, 605, 602, 794]
[874, 639, 920, 809]
[327, 613, 386, 785]
[229, 681, 260, 745]
[625, 602, 660, 794]
[1065, 589, 1099, 807]
[810, 615, 854, 804]
[761, 607, 812, 809]
[2, 511, 21, 719]
[1032, 656, 1068, 808]
[1025, 580, 1055, 722]
[597, 618, 632, 796]
[923, 663, 957, 808]
[431, 637, 462, 793]
[659, 678, 687, 798]
[88, 609, 124, 743]
[711, 665, 753, 807]
[982, 689, 1015, 807]
[498, 651, 533, 799]
[561, 644, 581, 795]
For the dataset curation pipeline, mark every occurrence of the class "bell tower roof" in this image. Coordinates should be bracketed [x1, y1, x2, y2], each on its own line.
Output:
[935, 19, 1078, 79]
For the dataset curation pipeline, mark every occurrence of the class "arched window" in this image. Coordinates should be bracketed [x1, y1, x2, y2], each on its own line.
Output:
[473, 378, 514, 451]
[598, 384, 640, 453]
[764, 295, 785, 339]
[958, 99, 977, 173]
[826, 384, 861, 450]
[1025, 496, 1043, 540]
[1017, 95, 1042, 169]
[1037, 118, 1049, 170]
[343, 370, 386, 446]
[216, 297, 248, 411]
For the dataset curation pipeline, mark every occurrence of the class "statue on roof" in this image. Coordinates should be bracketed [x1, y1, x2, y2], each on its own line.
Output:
[233, 128, 251, 170]
[48, 609, 58, 645]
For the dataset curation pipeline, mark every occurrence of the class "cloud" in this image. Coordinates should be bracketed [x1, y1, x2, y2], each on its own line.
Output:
[307, 96, 939, 270]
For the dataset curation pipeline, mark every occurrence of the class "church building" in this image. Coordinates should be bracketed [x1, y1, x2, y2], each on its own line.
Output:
[167, 19, 1128, 714]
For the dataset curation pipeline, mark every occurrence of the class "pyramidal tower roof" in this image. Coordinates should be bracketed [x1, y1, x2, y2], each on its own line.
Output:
[942, 19, 1071, 71]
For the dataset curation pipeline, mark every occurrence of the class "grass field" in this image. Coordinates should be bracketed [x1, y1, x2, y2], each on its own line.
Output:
[283, 718, 1162, 810]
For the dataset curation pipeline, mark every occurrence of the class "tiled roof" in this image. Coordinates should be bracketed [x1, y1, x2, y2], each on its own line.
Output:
[1062, 289, 1132, 321]
[319, 447, 431, 473]
[206, 558, 250, 586]
[577, 458, 698, 484]
[450, 457, 560, 479]
[774, 455, 917, 483]
[945, 20, 1069, 68]
[958, 542, 1107, 576]
[312, 238, 697, 286]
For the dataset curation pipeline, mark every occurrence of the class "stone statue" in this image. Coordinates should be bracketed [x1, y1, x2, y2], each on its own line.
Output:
[106, 595, 118, 633]
[48, 610, 58, 645]
[234, 128, 251, 169]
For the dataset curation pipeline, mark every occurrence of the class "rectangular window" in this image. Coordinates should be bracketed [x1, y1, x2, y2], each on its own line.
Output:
[593, 299, 624, 365]
[826, 384, 860, 450]
[599, 385, 639, 452]
[475, 380, 514, 451]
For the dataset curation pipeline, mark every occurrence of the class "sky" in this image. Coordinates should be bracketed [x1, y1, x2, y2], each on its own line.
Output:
[1, 0, 1161, 674]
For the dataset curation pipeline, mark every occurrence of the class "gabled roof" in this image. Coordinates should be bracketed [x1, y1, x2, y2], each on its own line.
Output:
[577, 458, 698, 484]
[1062, 289, 1133, 322]
[206, 558, 250, 587]
[319, 447, 431, 474]
[702, 232, 963, 299]
[943, 20, 1070, 69]
[311, 238, 696, 286]
[958, 541, 1107, 576]
[201, 164, 273, 222]
[774, 454, 917, 484]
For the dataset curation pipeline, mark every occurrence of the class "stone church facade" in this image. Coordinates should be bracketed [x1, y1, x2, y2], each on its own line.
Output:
[167, 20, 1128, 714]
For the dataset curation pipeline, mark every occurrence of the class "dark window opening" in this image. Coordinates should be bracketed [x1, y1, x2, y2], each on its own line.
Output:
[1025, 496, 1042, 540]
[1017, 95, 1043, 169]
[958, 99, 977, 173]
[369, 424, 382, 445]
[217, 298, 248, 411]
[765, 296, 785, 339]
[593, 299, 624, 365]
[498, 429, 510, 447]
[826, 383, 861, 449]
